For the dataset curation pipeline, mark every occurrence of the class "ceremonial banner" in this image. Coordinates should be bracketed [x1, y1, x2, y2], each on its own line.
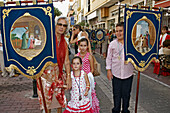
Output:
[1, 4, 57, 78]
[70, 16, 74, 25]
[91, 30, 96, 41]
[95, 29, 105, 43]
[124, 7, 162, 71]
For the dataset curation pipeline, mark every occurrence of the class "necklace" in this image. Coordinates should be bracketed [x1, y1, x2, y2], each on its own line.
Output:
[79, 52, 87, 57]
[73, 70, 82, 101]
[117, 40, 123, 60]
[79, 52, 87, 61]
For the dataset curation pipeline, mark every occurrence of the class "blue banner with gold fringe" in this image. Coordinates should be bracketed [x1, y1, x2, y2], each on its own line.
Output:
[124, 6, 162, 71]
[1, 3, 57, 78]
[95, 29, 105, 43]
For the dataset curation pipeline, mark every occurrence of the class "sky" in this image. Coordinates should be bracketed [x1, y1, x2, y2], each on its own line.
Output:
[0, 0, 72, 16]
[53, 0, 73, 16]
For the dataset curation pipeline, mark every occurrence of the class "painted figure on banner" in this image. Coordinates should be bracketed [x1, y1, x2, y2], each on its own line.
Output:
[135, 34, 144, 52]
[27, 34, 35, 49]
[144, 31, 151, 49]
[37, 16, 71, 113]
[21, 30, 29, 49]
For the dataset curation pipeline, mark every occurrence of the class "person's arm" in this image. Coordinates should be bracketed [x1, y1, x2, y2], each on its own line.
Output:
[82, 32, 92, 54]
[84, 72, 90, 96]
[70, 31, 78, 44]
[64, 44, 71, 89]
[89, 54, 94, 74]
[106, 43, 113, 81]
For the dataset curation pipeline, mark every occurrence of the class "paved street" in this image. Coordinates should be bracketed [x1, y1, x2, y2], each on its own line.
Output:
[0, 48, 170, 113]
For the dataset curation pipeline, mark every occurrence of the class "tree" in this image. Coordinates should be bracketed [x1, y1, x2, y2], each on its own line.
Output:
[78, 20, 85, 26]
[11, 34, 19, 40]
[53, 7, 62, 17]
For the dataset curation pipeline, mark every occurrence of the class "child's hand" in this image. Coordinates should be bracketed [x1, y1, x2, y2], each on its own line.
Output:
[107, 69, 113, 81]
[84, 91, 88, 96]
[63, 85, 68, 89]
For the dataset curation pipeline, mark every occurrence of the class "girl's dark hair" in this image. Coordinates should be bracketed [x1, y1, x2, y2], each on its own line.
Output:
[78, 38, 89, 46]
[72, 56, 82, 64]
[73, 24, 82, 31]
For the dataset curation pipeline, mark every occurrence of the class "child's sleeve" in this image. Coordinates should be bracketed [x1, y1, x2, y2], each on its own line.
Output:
[106, 43, 113, 70]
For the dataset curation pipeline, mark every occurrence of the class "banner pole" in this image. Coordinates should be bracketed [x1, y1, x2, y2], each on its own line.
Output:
[135, 71, 140, 113]
[39, 77, 48, 113]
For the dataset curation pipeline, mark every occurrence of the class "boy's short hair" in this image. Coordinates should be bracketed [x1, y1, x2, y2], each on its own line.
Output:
[116, 22, 124, 27]
[72, 56, 82, 64]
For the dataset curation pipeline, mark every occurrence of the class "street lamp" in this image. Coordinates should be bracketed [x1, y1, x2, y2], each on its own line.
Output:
[32, 79, 38, 98]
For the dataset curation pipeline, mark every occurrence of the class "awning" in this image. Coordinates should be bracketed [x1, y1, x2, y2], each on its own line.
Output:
[154, 0, 170, 8]
[87, 11, 97, 20]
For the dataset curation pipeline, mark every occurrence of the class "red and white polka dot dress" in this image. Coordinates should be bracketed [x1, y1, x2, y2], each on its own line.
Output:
[77, 52, 91, 74]
[63, 70, 93, 113]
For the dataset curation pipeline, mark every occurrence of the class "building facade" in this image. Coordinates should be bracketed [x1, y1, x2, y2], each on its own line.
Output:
[69, 0, 169, 30]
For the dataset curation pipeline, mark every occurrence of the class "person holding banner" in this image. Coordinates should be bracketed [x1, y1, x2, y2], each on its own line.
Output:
[37, 16, 71, 113]
[106, 22, 134, 113]
[70, 24, 92, 54]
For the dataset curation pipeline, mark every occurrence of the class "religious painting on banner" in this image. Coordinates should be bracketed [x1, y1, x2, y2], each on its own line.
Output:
[124, 6, 162, 71]
[91, 30, 96, 42]
[95, 29, 105, 44]
[1, 3, 57, 78]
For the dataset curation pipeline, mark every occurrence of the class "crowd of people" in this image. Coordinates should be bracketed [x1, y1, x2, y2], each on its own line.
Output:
[0, 15, 170, 113]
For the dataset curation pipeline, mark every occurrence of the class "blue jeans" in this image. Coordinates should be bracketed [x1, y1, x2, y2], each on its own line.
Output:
[112, 76, 133, 113]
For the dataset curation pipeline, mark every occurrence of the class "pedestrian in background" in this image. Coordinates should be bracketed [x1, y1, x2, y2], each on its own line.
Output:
[153, 26, 170, 75]
[0, 30, 15, 77]
[76, 38, 100, 113]
[106, 22, 134, 113]
[111, 29, 117, 42]
[0, 30, 8, 77]
[102, 29, 109, 59]
[70, 24, 92, 54]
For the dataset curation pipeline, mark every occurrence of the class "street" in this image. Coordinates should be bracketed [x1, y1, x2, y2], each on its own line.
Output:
[0, 49, 170, 113]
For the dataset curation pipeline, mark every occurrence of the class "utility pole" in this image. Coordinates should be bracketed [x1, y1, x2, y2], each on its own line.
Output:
[118, 0, 121, 23]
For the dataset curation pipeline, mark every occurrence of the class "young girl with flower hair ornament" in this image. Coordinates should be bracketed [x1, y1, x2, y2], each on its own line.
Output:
[63, 56, 93, 113]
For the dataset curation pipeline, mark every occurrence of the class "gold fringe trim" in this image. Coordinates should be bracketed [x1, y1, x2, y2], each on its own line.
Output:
[6, 61, 58, 79]
[125, 57, 157, 72]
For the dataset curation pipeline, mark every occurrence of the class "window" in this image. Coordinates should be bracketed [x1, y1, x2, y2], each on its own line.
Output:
[88, 0, 90, 12]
